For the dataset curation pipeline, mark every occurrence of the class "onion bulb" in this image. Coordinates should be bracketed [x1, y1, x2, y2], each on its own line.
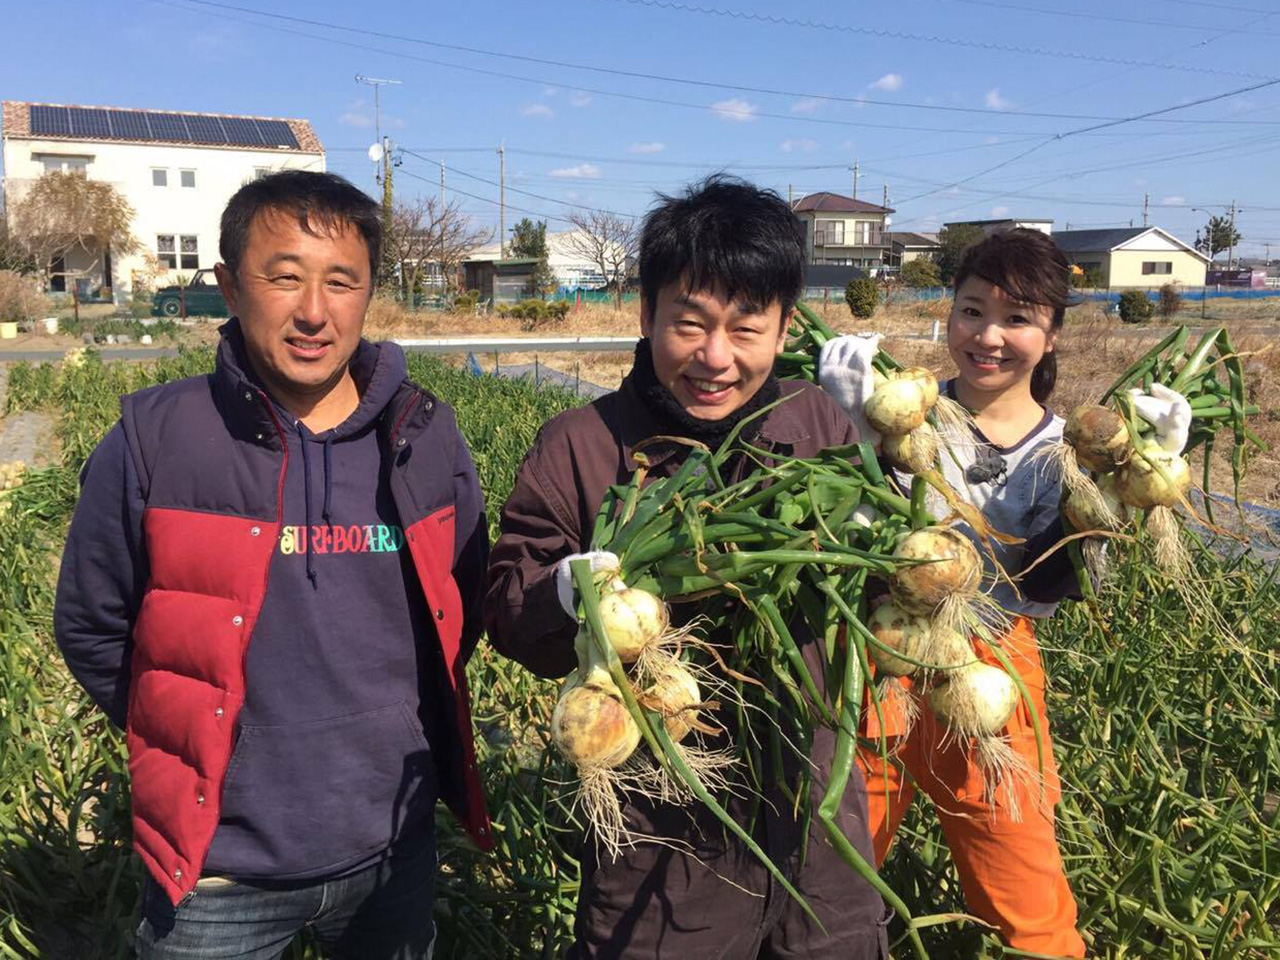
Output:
[882, 423, 937, 474]
[1114, 441, 1191, 510]
[890, 526, 982, 613]
[1064, 473, 1129, 532]
[895, 366, 939, 409]
[927, 661, 1018, 736]
[1064, 405, 1130, 473]
[551, 668, 641, 768]
[643, 660, 701, 742]
[866, 379, 929, 436]
[867, 601, 933, 676]
[598, 587, 669, 662]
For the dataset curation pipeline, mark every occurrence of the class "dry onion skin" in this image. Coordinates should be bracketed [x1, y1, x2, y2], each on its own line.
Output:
[867, 601, 934, 677]
[895, 366, 940, 409]
[1064, 405, 1131, 474]
[927, 661, 1019, 737]
[882, 424, 938, 475]
[551, 669, 641, 769]
[643, 659, 701, 743]
[598, 586, 669, 663]
[866, 379, 930, 436]
[1115, 442, 1191, 510]
[890, 526, 983, 614]
[1064, 473, 1129, 533]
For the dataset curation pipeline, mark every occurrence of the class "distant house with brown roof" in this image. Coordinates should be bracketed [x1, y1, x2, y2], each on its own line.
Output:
[792, 192, 894, 271]
[2, 100, 325, 300]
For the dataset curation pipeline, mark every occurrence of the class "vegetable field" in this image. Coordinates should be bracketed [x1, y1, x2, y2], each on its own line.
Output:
[1, 349, 1277, 958]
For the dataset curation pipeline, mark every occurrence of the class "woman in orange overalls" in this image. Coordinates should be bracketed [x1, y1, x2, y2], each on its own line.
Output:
[823, 228, 1088, 957]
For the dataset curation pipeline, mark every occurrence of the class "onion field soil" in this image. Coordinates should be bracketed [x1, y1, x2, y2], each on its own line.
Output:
[1, 349, 1276, 959]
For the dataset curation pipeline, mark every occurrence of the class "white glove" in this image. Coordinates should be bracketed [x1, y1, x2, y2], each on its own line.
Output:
[1128, 384, 1191, 454]
[554, 550, 621, 618]
[818, 334, 884, 446]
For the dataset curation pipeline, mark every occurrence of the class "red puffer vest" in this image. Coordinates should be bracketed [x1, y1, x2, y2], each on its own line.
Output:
[119, 329, 492, 905]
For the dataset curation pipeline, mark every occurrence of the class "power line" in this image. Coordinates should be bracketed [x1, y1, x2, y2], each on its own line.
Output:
[940, 0, 1280, 37]
[399, 149, 642, 219]
[165, 0, 1280, 125]
[591, 0, 1276, 80]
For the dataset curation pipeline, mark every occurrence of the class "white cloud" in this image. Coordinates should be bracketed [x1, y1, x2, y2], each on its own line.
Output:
[711, 98, 758, 122]
[870, 73, 903, 92]
[628, 141, 665, 154]
[565, 190, 581, 202]
[991, 205, 1010, 217]
[549, 163, 602, 179]
[339, 110, 372, 128]
[569, 91, 593, 108]
[790, 97, 824, 114]
[780, 138, 819, 154]
[522, 103, 555, 119]
[1161, 196, 1187, 205]
[985, 88, 1014, 110]
[983, 135, 1001, 145]
[543, 86, 559, 96]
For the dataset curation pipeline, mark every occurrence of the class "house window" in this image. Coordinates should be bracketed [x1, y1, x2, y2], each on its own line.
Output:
[153, 168, 168, 187]
[1142, 261, 1172, 275]
[815, 220, 845, 246]
[180, 169, 196, 188]
[157, 235, 177, 270]
[180, 235, 199, 270]
[254, 166, 271, 179]
[39, 155, 89, 174]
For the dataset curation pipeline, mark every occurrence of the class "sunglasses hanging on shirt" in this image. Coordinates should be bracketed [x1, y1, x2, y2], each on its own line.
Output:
[966, 445, 1008, 487]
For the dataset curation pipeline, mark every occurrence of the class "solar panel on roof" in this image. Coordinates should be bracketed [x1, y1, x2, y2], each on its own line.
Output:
[147, 112, 189, 141]
[221, 117, 265, 146]
[107, 110, 152, 140]
[256, 119, 299, 149]
[68, 107, 111, 138]
[30, 105, 71, 136]
[183, 114, 227, 144]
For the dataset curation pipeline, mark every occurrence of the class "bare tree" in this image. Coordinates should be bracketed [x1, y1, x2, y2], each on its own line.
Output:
[9, 171, 138, 292]
[384, 196, 491, 302]
[564, 210, 639, 311]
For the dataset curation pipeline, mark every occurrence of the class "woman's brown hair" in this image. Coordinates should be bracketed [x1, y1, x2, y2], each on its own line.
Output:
[952, 228, 1074, 403]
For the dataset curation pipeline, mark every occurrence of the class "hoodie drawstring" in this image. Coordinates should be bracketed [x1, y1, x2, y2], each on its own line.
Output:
[298, 422, 318, 589]
[322, 436, 334, 527]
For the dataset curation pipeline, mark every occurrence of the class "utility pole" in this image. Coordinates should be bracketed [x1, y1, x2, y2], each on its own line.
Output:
[1142, 192, 1149, 228]
[788, 183, 794, 208]
[883, 183, 889, 209]
[498, 143, 507, 258]
[851, 159, 860, 201]
[439, 160, 446, 205]
[1228, 199, 1237, 270]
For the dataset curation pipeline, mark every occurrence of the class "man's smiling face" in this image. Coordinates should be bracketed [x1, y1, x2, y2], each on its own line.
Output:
[215, 209, 372, 405]
[641, 283, 787, 421]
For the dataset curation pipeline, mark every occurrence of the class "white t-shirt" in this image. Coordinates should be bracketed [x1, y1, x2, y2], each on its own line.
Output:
[903, 382, 1066, 619]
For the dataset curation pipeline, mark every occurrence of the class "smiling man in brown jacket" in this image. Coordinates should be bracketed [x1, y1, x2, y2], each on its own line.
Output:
[485, 176, 888, 958]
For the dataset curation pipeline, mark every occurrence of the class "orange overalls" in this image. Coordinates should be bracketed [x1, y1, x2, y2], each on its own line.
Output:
[857, 616, 1086, 958]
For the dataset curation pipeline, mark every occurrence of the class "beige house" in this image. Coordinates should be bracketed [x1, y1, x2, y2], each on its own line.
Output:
[2, 101, 324, 301]
[1053, 227, 1208, 289]
[792, 192, 894, 270]
[886, 231, 940, 268]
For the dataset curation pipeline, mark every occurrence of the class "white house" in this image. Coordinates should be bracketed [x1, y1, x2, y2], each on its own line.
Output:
[1, 100, 325, 301]
[465, 229, 629, 290]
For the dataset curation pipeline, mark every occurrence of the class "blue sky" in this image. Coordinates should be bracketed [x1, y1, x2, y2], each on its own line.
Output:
[4, 0, 1280, 258]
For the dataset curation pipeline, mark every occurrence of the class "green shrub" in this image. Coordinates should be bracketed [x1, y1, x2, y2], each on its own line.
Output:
[844, 277, 879, 319]
[898, 258, 941, 289]
[1117, 290, 1153, 324]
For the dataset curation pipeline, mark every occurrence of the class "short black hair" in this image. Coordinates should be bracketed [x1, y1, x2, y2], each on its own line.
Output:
[219, 170, 382, 284]
[639, 174, 805, 323]
[953, 228, 1074, 403]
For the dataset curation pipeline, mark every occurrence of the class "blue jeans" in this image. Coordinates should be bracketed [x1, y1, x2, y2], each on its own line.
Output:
[135, 833, 436, 959]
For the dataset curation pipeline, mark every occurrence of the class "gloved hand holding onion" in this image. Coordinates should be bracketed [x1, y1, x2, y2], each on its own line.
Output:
[1050, 325, 1265, 595]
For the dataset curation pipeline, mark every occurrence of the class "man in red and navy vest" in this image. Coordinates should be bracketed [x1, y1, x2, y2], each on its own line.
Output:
[54, 171, 491, 958]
